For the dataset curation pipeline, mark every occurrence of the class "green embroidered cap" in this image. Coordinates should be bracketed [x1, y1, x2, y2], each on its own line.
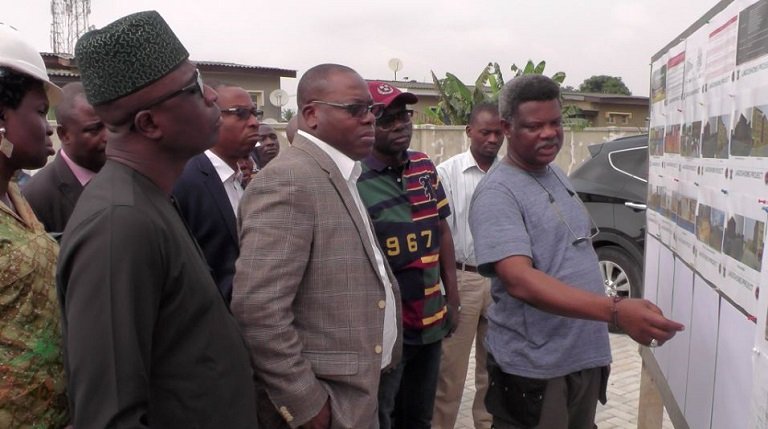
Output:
[75, 10, 189, 106]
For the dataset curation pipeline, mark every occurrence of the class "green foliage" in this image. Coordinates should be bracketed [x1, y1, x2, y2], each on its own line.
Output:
[578, 75, 632, 95]
[281, 108, 295, 122]
[561, 105, 590, 131]
[428, 60, 568, 125]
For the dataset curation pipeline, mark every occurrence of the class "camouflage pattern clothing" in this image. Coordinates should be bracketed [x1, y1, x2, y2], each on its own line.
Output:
[0, 181, 68, 428]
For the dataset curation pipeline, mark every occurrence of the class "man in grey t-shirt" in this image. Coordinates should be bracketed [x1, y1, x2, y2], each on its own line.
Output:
[469, 75, 684, 429]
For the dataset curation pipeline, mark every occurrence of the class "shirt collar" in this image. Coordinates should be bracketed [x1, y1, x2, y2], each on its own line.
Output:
[298, 130, 359, 181]
[59, 149, 98, 186]
[204, 150, 238, 184]
[460, 149, 500, 173]
[362, 150, 410, 173]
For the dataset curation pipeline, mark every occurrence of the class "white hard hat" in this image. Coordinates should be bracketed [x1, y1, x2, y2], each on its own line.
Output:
[0, 22, 61, 105]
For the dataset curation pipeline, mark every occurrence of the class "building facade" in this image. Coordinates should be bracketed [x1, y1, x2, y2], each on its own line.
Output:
[42, 53, 296, 122]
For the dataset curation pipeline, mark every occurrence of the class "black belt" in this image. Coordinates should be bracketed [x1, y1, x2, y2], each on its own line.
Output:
[456, 262, 478, 273]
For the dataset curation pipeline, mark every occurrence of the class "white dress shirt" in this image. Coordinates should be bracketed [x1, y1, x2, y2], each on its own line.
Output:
[437, 150, 499, 266]
[204, 150, 243, 215]
[297, 130, 397, 368]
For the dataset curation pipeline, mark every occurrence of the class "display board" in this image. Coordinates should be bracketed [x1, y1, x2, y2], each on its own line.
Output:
[645, 0, 768, 427]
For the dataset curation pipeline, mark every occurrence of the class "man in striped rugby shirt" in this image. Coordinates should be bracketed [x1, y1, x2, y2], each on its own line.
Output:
[358, 81, 460, 429]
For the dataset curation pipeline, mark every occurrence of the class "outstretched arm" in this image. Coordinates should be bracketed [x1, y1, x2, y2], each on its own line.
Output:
[494, 255, 684, 346]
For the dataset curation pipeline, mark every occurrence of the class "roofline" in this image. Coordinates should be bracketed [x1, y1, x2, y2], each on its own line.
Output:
[194, 61, 296, 77]
[38, 52, 297, 78]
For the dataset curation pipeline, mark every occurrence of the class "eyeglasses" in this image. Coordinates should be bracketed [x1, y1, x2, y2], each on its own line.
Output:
[143, 69, 204, 111]
[377, 109, 413, 131]
[221, 106, 264, 121]
[123, 69, 204, 126]
[547, 192, 600, 245]
[529, 168, 599, 246]
[311, 100, 385, 119]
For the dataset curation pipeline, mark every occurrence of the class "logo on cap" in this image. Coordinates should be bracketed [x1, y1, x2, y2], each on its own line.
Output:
[376, 83, 394, 96]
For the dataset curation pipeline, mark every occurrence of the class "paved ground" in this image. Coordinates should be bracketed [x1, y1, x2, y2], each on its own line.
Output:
[455, 333, 673, 429]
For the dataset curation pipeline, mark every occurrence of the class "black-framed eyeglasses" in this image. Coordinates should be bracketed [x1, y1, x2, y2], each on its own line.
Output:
[377, 109, 413, 131]
[221, 106, 264, 121]
[144, 69, 204, 110]
[123, 69, 204, 126]
[310, 100, 385, 119]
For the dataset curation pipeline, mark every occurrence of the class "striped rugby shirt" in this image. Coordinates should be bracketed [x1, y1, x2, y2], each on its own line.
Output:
[358, 150, 451, 345]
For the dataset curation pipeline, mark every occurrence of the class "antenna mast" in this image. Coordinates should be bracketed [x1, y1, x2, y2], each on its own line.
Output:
[50, 0, 92, 54]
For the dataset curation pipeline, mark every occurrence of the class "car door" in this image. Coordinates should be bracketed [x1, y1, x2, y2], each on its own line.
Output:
[608, 145, 648, 248]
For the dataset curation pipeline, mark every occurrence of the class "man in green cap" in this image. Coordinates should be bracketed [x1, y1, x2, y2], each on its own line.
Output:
[56, 10, 258, 428]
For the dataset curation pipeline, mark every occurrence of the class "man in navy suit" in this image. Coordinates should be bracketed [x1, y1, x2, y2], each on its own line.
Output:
[173, 82, 262, 303]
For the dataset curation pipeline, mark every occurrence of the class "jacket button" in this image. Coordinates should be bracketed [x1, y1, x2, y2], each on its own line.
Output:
[375, 345, 383, 354]
[378, 300, 386, 309]
[279, 406, 294, 422]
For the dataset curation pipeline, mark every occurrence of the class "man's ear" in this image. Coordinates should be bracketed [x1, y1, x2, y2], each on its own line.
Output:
[56, 124, 69, 144]
[501, 119, 514, 139]
[133, 110, 162, 139]
[302, 104, 318, 130]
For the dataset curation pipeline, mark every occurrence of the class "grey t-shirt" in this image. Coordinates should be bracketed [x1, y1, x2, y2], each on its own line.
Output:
[469, 161, 611, 379]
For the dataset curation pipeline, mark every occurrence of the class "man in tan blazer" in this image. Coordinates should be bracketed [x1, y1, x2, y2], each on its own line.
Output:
[232, 63, 402, 429]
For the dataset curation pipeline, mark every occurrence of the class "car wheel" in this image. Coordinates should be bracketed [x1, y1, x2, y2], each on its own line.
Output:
[597, 245, 643, 299]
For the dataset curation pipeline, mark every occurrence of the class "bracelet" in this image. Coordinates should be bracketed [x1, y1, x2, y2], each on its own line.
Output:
[611, 296, 624, 329]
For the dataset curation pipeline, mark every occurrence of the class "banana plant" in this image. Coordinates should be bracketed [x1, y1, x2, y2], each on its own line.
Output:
[428, 60, 568, 125]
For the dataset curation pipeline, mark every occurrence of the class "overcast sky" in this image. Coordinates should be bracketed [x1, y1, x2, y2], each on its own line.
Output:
[4, 0, 716, 111]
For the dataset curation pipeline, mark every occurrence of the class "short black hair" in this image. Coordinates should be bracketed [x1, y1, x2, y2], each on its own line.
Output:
[54, 82, 87, 126]
[297, 63, 357, 108]
[468, 101, 499, 125]
[0, 66, 44, 111]
[499, 75, 560, 122]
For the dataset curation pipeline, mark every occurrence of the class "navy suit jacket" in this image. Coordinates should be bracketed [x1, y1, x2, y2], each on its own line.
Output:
[22, 151, 84, 235]
[172, 153, 239, 304]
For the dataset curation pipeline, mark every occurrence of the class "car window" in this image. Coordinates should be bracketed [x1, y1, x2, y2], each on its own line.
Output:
[609, 147, 648, 181]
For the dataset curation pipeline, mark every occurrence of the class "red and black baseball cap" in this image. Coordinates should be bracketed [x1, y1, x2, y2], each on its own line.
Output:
[368, 81, 418, 108]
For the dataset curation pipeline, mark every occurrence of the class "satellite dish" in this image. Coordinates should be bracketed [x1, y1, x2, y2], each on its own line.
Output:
[388, 58, 403, 72]
[269, 89, 290, 107]
[388, 58, 403, 80]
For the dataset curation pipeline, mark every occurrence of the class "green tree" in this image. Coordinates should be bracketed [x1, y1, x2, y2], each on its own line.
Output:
[427, 60, 567, 125]
[578, 75, 631, 95]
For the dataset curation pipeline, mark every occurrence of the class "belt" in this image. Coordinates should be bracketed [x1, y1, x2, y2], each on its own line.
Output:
[456, 262, 478, 273]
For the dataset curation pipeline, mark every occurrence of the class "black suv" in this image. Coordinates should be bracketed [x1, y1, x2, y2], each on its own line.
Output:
[569, 134, 648, 299]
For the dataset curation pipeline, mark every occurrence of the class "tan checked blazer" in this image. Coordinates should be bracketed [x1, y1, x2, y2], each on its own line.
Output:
[232, 134, 402, 429]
